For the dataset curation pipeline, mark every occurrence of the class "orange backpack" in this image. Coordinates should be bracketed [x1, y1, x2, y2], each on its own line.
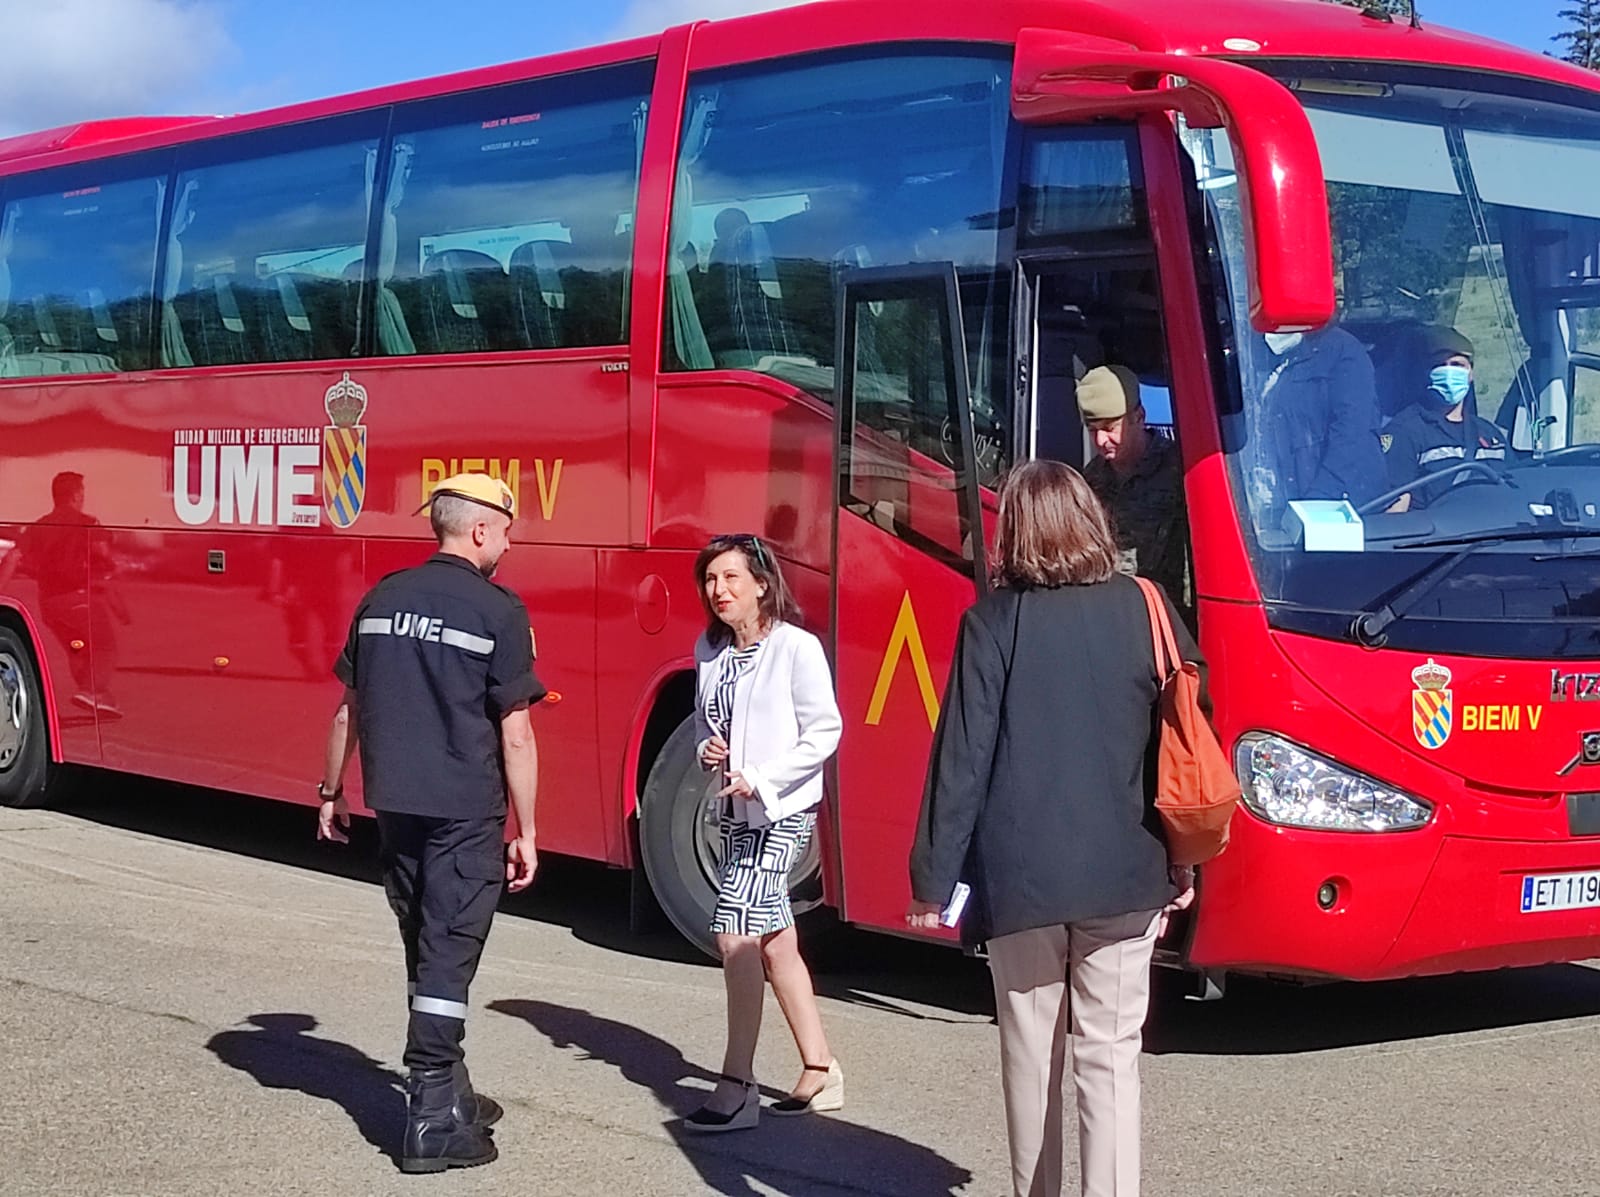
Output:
[1134, 578, 1240, 866]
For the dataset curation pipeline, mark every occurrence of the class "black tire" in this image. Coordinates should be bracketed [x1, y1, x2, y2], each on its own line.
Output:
[638, 715, 824, 959]
[0, 626, 53, 809]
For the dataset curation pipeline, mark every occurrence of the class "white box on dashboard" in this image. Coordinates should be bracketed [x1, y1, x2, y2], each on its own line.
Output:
[1285, 499, 1365, 553]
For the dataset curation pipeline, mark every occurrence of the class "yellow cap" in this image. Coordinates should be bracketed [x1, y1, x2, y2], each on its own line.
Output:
[421, 473, 516, 519]
[1075, 365, 1141, 421]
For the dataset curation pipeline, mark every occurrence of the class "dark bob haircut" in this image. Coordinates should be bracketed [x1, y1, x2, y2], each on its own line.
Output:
[992, 460, 1118, 589]
[694, 534, 802, 646]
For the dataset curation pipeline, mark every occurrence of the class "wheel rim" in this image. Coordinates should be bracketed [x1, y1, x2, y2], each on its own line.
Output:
[0, 651, 29, 773]
[690, 777, 824, 917]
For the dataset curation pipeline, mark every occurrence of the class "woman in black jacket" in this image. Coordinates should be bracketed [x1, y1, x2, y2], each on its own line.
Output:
[906, 460, 1200, 1197]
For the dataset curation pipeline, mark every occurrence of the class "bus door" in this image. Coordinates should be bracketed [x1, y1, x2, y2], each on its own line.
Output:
[829, 264, 988, 935]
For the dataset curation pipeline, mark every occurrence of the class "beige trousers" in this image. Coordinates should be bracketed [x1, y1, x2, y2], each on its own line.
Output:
[987, 910, 1161, 1197]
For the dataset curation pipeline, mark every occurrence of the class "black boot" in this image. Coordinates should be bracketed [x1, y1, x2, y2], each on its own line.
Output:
[401, 1067, 498, 1174]
[453, 1061, 503, 1128]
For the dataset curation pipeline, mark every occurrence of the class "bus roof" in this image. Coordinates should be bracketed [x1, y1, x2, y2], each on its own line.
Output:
[0, 116, 219, 162]
[0, 0, 1592, 175]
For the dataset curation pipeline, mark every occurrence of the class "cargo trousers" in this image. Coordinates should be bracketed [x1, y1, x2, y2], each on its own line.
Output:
[375, 812, 505, 1071]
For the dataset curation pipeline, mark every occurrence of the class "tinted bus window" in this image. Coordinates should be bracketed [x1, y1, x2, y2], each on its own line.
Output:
[163, 114, 386, 368]
[1019, 129, 1146, 247]
[0, 160, 164, 377]
[379, 62, 651, 356]
[663, 49, 1011, 410]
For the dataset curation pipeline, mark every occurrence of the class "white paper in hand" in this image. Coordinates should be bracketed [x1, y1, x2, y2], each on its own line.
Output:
[939, 882, 971, 928]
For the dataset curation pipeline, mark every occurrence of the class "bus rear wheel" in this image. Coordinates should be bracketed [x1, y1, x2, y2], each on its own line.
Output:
[0, 627, 52, 809]
[638, 715, 823, 960]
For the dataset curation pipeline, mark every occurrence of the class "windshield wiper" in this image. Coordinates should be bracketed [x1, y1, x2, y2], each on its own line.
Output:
[1350, 527, 1600, 647]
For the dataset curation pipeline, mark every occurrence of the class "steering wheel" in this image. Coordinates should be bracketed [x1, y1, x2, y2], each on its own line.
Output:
[1356, 459, 1511, 517]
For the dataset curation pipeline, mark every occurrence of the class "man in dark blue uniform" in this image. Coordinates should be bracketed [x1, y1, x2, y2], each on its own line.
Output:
[1259, 326, 1388, 507]
[315, 472, 544, 1174]
[1381, 327, 1508, 512]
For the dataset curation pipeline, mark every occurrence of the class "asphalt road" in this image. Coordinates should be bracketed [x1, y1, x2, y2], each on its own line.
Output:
[7, 777, 1600, 1196]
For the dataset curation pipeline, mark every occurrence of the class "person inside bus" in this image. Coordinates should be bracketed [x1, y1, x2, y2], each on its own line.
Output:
[1075, 365, 1193, 630]
[1380, 326, 1508, 512]
[906, 461, 1201, 1197]
[684, 533, 844, 1133]
[1258, 325, 1387, 508]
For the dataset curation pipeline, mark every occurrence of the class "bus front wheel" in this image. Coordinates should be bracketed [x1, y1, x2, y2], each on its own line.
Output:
[638, 715, 824, 960]
[0, 626, 52, 809]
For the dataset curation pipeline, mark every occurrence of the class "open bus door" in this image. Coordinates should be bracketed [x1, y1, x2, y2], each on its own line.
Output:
[828, 264, 989, 937]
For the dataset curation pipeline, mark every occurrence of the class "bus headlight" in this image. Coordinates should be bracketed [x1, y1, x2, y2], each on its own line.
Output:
[1235, 733, 1433, 832]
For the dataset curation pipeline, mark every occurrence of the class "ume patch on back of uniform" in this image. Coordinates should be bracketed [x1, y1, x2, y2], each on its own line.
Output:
[358, 613, 496, 656]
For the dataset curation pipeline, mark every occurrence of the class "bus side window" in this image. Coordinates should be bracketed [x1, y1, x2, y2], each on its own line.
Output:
[380, 62, 653, 357]
[0, 164, 163, 377]
[166, 113, 386, 368]
[662, 48, 1012, 424]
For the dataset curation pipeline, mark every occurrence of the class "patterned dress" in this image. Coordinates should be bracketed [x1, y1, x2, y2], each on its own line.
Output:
[704, 639, 817, 937]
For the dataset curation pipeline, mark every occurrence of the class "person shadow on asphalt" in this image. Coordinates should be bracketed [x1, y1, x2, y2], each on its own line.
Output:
[490, 998, 972, 1196]
[205, 1013, 405, 1164]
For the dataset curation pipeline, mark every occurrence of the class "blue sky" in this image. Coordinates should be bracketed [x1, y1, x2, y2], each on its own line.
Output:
[0, 0, 1573, 138]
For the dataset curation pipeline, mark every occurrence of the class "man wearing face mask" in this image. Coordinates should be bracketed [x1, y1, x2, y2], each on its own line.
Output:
[1380, 327, 1507, 512]
[1258, 326, 1388, 507]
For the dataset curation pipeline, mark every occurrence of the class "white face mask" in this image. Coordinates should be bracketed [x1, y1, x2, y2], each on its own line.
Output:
[1264, 332, 1304, 356]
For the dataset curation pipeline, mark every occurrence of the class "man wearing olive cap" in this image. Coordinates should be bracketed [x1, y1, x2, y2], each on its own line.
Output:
[1381, 326, 1508, 512]
[1076, 365, 1193, 625]
[314, 473, 545, 1173]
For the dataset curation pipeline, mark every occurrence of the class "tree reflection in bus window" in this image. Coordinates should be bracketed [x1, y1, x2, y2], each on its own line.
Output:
[378, 63, 652, 356]
[0, 163, 163, 378]
[164, 115, 384, 368]
[662, 49, 1013, 482]
[663, 48, 1148, 493]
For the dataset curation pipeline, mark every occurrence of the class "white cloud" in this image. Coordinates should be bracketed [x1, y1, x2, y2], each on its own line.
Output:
[0, 0, 236, 138]
[612, 0, 815, 40]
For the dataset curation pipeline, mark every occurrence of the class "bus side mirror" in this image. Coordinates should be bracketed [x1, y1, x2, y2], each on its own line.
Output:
[1012, 28, 1335, 333]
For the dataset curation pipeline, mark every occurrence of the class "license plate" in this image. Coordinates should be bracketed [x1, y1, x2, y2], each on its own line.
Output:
[1520, 870, 1600, 913]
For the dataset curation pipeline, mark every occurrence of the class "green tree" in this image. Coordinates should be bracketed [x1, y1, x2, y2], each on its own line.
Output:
[1327, 0, 1412, 19]
[1555, 0, 1600, 68]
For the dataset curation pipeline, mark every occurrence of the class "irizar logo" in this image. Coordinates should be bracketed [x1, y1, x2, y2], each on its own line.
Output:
[1551, 669, 1600, 702]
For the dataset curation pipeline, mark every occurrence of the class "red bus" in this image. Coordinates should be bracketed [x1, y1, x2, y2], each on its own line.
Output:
[4, 0, 1600, 983]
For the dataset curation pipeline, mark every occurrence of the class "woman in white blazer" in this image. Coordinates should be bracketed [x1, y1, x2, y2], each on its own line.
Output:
[681, 533, 844, 1134]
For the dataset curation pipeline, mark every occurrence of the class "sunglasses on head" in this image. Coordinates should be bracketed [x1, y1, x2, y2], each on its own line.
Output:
[726, 533, 770, 571]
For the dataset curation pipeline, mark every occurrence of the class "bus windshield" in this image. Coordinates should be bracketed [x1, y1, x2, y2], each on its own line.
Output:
[1183, 68, 1600, 656]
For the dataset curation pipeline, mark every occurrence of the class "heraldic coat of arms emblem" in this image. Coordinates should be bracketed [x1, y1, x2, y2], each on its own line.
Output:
[323, 372, 368, 529]
[1412, 658, 1453, 750]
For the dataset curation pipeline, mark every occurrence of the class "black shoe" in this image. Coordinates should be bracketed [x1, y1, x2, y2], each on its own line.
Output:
[401, 1067, 499, 1174]
[769, 1060, 844, 1116]
[453, 1062, 503, 1128]
[682, 1074, 758, 1133]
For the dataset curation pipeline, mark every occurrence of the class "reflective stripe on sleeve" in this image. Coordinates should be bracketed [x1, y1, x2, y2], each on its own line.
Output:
[358, 617, 394, 635]
[411, 995, 469, 1020]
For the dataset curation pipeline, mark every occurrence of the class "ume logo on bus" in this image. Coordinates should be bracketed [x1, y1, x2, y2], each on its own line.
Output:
[171, 374, 369, 529]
